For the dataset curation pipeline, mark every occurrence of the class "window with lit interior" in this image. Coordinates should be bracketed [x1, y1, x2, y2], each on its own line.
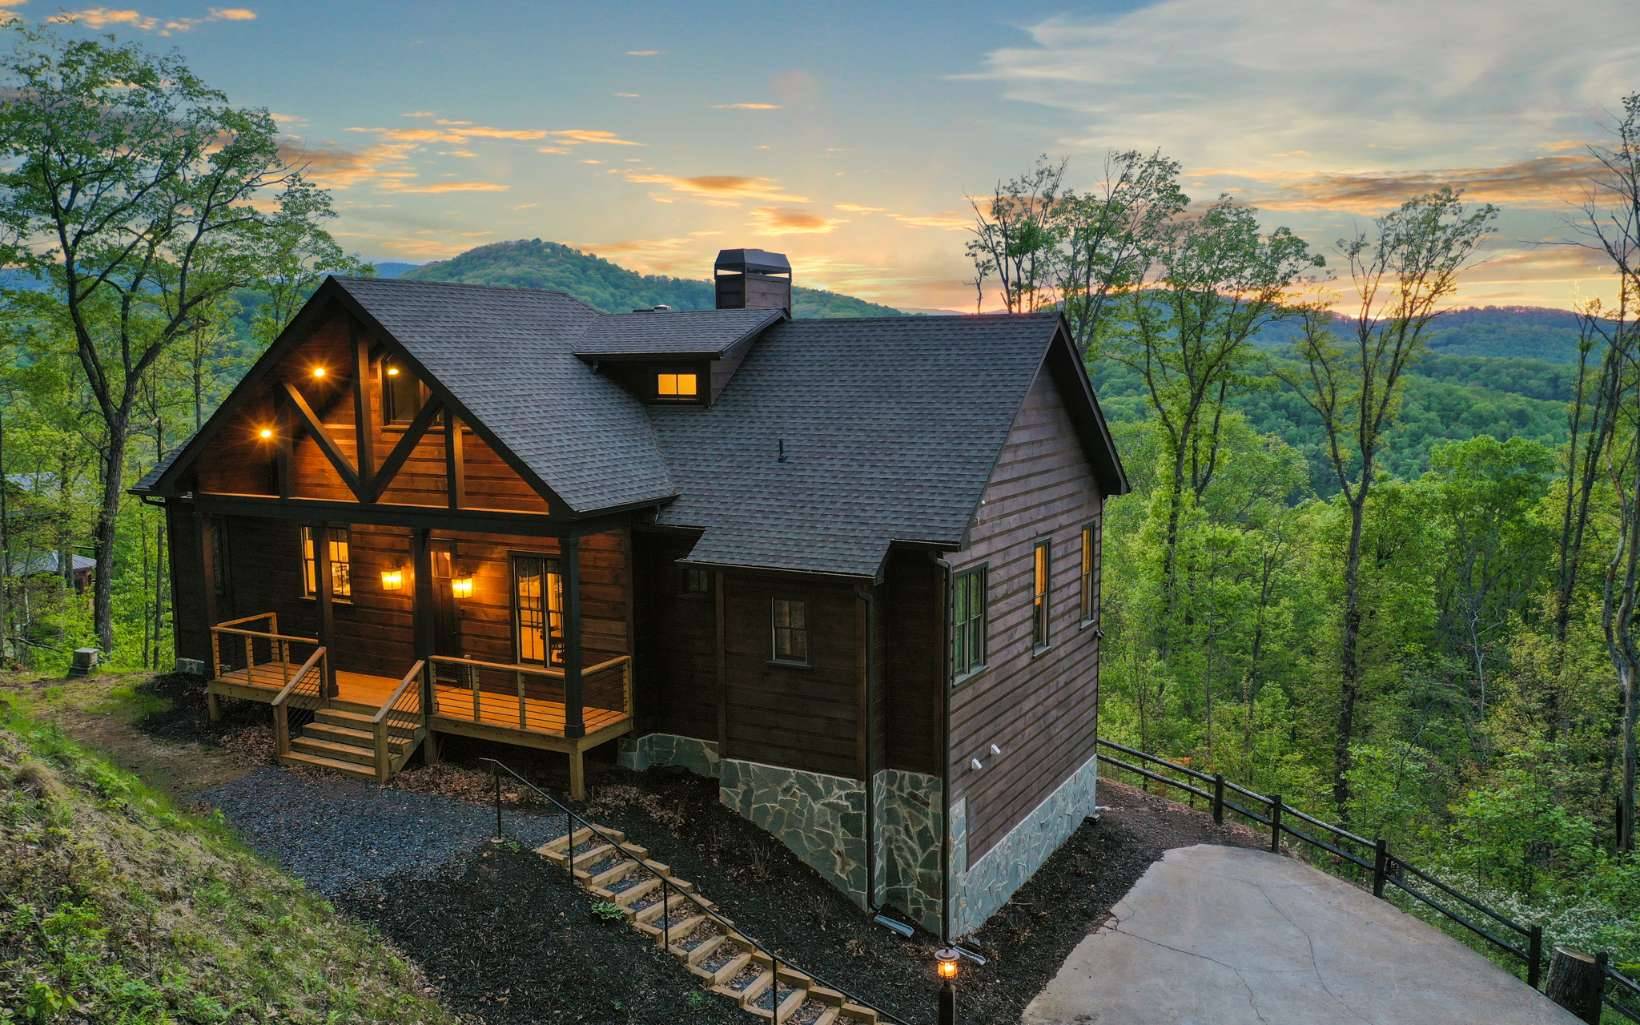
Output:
[300, 526, 352, 601]
[655, 371, 699, 400]
[512, 555, 566, 666]
[1031, 539, 1051, 651]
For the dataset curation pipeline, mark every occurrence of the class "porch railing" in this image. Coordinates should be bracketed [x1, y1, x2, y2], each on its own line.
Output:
[209, 612, 321, 690]
[270, 647, 327, 757]
[369, 659, 425, 781]
[425, 653, 632, 736]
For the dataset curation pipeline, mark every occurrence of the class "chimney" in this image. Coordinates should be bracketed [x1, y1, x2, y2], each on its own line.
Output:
[714, 248, 792, 316]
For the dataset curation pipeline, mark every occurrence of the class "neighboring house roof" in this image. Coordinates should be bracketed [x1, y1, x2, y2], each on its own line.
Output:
[14, 552, 95, 576]
[136, 276, 1127, 578]
[650, 314, 1069, 577]
[573, 307, 783, 361]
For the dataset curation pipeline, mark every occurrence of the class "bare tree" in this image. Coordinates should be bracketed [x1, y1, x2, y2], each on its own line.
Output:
[1277, 188, 1497, 815]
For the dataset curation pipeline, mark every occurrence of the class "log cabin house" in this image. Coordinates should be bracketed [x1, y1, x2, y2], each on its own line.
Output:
[135, 249, 1128, 938]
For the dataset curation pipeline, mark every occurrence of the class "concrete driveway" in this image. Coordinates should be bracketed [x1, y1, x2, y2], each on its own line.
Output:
[1022, 844, 1579, 1025]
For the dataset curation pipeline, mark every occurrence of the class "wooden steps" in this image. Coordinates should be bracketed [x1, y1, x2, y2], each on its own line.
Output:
[536, 821, 879, 1025]
[276, 704, 423, 782]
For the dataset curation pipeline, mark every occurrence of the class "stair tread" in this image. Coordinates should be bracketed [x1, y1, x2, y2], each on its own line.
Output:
[280, 751, 376, 778]
[305, 722, 410, 744]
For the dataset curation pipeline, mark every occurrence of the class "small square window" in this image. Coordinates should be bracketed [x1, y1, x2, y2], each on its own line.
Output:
[771, 598, 809, 665]
[656, 371, 699, 399]
[682, 566, 711, 595]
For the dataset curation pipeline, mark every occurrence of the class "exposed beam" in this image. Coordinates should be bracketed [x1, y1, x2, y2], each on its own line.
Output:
[445, 413, 465, 511]
[282, 380, 365, 500]
[369, 397, 442, 502]
[351, 325, 376, 491]
[189, 493, 633, 537]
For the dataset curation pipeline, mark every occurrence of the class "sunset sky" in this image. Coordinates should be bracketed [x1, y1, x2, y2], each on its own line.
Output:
[10, 0, 1639, 311]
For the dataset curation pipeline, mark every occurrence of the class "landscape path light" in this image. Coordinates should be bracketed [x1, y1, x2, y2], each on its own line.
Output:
[936, 947, 959, 1025]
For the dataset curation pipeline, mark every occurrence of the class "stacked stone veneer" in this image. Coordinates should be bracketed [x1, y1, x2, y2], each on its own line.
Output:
[874, 769, 943, 933]
[719, 759, 870, 906]
[616, 733, 720, 779]
[946, 751, 1099, 937]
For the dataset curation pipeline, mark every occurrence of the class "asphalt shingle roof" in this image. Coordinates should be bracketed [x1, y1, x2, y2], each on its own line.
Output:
[649, 314, 1063, 577]
[138, 277, 1114, 578]
[334, 277, 676, 512]
[572, 307, 783, 360]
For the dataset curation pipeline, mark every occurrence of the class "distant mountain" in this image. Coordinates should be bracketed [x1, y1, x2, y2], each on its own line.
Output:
[1252, 304, 1591, 363]
[372, 261, 420, 279]
[402, 239, 904, 318]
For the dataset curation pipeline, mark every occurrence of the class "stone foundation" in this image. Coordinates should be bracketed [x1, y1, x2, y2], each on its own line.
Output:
[616, 733, 720, 779]
[874, 768, 943, 933]
[947, 752, 1099, 937]
[719, 758, 868, 907]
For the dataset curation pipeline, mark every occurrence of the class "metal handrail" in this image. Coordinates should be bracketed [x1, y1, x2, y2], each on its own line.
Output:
[478, 757, 914, 1025]
[1095, 738, 1545, 988]
[1606, 961, 1640, 1023]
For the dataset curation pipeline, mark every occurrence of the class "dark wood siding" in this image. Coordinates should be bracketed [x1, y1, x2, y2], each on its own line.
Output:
[632, 531, 719, 741]
[169, 504, 210, 664]
[946, 364, 1104, 861]
[877, 549, 942, 775]
[720, 571, 862, 778]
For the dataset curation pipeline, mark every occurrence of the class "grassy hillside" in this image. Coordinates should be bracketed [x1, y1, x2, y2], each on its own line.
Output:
[0, 693, 458, 1025]
[403, 239, 904, 318]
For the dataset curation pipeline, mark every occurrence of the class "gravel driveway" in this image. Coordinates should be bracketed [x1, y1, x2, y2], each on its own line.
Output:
[202, 765, 569, 896]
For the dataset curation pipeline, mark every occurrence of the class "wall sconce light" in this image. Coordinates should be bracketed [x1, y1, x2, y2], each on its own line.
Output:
[257, 426, 274, 441]
[380, 568, 404, 592]
[386, 364, 401, 377]
[311, 366, 328, 379]
[451, 575, 474, 600]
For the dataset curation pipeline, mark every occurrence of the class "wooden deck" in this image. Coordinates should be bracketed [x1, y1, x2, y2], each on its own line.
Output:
[209, 662, 632, 741]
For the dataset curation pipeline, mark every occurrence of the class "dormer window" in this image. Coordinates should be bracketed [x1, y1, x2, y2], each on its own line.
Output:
[655, 371, 699, 401]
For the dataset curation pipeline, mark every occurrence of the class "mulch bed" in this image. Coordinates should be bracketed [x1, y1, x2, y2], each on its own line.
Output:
[336, 842, 744, 1025]
[552, 767, 1258, 1025]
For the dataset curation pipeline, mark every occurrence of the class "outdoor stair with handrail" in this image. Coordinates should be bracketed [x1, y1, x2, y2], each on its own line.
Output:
[530, 810, 893, 1025]
[278, 660, 427, 782]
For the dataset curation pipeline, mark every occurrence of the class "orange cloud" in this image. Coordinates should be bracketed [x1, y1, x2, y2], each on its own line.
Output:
[545, 129, 642, 147]
[713, 102, 783, 111]
[622, 172, 808, 205]
[750, 207, 842, 235]
[46, 4, 257, 32]
[380, 180, 509, 194]
[625, 49, 660, 57]
[1239, 155, 1605, 214]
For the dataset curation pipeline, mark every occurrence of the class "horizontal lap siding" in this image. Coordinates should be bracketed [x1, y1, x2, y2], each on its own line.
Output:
[213, 518, 628, 690]
[632, 532, 718, 741]
[947, 368, 1103, 861]
[722, 572, 861, 778]
[169, 505, 209, 665]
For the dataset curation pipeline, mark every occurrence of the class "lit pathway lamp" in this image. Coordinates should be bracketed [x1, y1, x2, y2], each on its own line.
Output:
[936, 947, 960, 1025]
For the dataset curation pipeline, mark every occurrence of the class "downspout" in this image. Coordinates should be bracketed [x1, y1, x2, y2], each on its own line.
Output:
[932, 552, 952, 944]
[860, 581, 877, 911]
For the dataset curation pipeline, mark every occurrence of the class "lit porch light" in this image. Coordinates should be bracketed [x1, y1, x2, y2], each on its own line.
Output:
[386, 365, 401, 377]
[257, 426, 274, 441]
[451, 575, 474, 599]
[380, 568, 404, 592]
[311, 365, 328, 379]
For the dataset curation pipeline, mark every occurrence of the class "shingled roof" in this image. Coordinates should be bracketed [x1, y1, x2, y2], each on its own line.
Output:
[138, 276, 1126, 578]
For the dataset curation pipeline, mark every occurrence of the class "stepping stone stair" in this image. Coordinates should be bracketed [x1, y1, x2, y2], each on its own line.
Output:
[278, 704, 420, 779]
[538, 825, 881, 1025]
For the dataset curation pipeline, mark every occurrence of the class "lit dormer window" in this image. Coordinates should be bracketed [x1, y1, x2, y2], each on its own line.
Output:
[656, 371, 699, 400]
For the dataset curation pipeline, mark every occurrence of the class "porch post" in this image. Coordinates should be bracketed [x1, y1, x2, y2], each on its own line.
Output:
[411, 526, 438, 763]
[562, 532, 585, 739]
[312, 523, 338, 699]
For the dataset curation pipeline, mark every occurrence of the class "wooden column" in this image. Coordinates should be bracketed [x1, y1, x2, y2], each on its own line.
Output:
[562, 532, 585, 739]
[714, 568, 728, 757]
[444, 413, 465, 510]
[312, 523, 338, 699]
[351, 326, 375, 489]
[411, 526, 438, 764]
[195, 505, 221, 721]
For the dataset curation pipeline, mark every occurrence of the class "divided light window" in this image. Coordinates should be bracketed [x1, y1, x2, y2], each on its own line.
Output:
[1031, 539, 1051, 652]
[300, 526, 352, 601]
[512, 555, 566, 666]
[656, 371, 699, 400]
[383, 358, 420, 425]
[681, 565, 711, 595]
[952, 567, 986, 682]
[1080, 522, 1096, 626]
[771, 598, 809, 665]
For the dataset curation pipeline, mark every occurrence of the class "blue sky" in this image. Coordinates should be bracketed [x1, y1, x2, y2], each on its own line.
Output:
[9, 0, 1638, 310]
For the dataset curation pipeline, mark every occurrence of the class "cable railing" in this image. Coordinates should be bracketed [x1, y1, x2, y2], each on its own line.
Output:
[270, 647, 327, 757]
[478, 756, 913, 1025]
[369, 660, 425, 781]
[1608, 959, 1640, 1023]
[1095, 738, 1546, 989]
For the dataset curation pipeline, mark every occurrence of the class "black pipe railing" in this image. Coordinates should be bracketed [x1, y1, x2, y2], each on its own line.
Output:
[1095, 738, 1546, 990]
[1607, 959, 1640, 1023]
[478, 757, 914, 1025]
